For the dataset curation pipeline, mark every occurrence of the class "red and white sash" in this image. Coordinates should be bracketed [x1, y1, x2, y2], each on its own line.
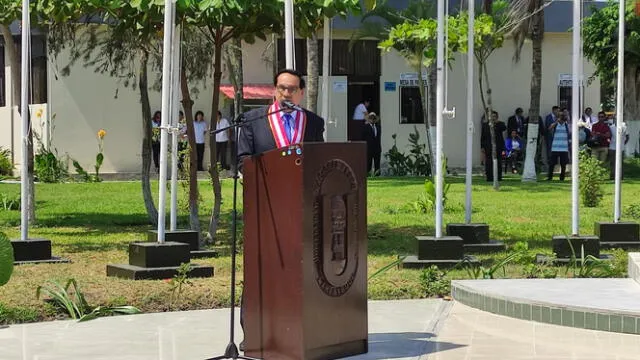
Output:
[267, 102, 306, 148]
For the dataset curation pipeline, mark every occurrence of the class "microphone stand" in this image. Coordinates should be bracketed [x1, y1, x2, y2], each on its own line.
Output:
[205, 106, 288, 360]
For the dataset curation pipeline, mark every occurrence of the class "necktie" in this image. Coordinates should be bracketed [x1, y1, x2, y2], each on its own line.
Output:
[371, 123, 377, 137]
[283, 113, 293, 142]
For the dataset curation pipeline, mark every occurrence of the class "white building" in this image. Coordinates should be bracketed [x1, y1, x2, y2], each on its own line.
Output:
[0, 1, 604, 175]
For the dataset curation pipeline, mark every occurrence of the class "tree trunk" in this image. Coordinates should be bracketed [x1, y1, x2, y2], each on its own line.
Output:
[522, 6, 543, 182]
[306, 33, 319, 113]
[2, 25, 36, 222]
[272, 33, 279, 78]
[139, 49, 158, 226]
[208, 37, 224, 241]
[224, 37, 244, 151]
[179, 66, 200, 235]
[419, 62, 436, 177]
[623, 64, 640, 156]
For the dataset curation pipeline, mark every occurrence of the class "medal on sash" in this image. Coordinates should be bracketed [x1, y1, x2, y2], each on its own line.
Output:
[268, 102, 306, 148]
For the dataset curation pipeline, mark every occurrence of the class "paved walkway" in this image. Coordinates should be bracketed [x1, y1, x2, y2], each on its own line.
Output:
[1, 300, 638, 360]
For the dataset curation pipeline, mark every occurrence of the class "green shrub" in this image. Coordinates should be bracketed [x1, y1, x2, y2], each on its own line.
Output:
[419, 266, 450, 297]
[35, 149, 68, 183]
[625, 203, 640, 220]
[384, 128, 432, 176]
[578, 150, 607, 207]
[0, 232, 14, 286]
[0, 147, 13, 177]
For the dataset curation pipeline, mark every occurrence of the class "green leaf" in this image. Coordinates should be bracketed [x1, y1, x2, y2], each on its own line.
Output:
[0, 233, 14, 286]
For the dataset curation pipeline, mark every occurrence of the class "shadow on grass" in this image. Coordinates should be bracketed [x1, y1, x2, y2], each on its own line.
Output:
[368, 222, 433, 256]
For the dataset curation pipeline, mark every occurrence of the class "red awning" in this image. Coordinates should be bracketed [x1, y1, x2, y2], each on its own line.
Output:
[220, 84, 274, 100]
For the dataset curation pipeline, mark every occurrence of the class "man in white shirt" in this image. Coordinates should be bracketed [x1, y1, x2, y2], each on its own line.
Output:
[215, 110, 231, 170]
[350, 99, 370, 141]
[581, 107, 598, 130]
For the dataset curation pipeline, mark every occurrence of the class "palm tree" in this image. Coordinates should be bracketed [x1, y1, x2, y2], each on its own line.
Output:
[507, 0, 547, 182]
[350, 1, 437, 175]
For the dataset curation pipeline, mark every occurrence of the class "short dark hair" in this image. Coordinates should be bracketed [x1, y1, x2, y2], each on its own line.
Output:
[179, 110, 184, 116]
[552, 106, 559, 111]
[515, 107, 523, 114]
[598, 111, 606, 117]
[586, 107, 593, 112]
[274, 68, 306, 89]
[217, 110, 222, 117]
[195, 110, 204, 120]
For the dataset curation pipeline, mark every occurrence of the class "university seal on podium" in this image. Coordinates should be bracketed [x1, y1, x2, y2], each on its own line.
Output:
[312, 159, 360, 297]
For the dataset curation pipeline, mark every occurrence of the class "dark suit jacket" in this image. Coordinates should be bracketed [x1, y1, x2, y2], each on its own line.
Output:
[237, 105, 325, 170]
[362, 122, 381, 154]
[507, 115, 525, 137]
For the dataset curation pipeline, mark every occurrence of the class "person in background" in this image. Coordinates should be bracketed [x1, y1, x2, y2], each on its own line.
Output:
[507, 107, 526, 138]
[351, 98, 370, 141]
[547, 110, 570, 181]
[480, 110, 507, 182]
[362, 112, 382, 176]
[215, 110, 231, 170]
[193, 111, 208, 171]
[589, 111, 611, 165]
[504, 130, 523, 174]
[581, 107, 598, 130]
[151, 110, 161, 173]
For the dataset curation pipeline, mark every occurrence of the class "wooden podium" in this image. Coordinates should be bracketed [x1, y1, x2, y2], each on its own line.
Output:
[242, 142, 368, 360]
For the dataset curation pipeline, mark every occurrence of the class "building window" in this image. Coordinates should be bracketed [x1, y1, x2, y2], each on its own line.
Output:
[400, 86, 425, 124]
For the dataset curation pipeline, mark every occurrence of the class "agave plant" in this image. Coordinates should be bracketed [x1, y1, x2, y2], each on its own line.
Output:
[36, 278, 141, 322]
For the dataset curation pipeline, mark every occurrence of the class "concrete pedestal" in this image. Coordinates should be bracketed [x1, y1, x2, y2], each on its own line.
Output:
[402, 236, 478, 269]
[148, 230, 218, 258]
[11, 238, 70, 265]
[446, 223, 506, 253]
[595, 222, 640, 250]
[552, 235, 600, 259]
[536, 235, 611, 265]
[106, 241, 214, 280]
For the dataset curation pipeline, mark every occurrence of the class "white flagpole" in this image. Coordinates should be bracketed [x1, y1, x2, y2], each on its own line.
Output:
[571, 0, 581, 235]
[157, 0, 175, 243]
[614, 0, 625, 222]
[321, 17, 331, 140]
[284, 0, 295, 68]
[435, 0, 445, 238]
[20, 0, 31, 241]
[464, 0, 474, 224]
[169, 23, 181, 232]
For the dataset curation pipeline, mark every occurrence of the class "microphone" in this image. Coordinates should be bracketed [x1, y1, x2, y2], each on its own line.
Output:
[280, 100, 303, 112]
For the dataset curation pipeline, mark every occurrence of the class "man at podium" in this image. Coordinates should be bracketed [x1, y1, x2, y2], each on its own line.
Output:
[237, 68, 325, 352]
[237, 68, 325, 168]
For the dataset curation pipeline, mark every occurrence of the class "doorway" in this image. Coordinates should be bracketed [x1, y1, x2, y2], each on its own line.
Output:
[347, 79, 379, 141]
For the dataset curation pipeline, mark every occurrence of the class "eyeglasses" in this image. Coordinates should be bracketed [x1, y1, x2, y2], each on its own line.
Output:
[276, 85, 300, 94]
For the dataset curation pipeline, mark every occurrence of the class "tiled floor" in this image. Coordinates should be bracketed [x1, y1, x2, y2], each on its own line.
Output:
[1, 299, 638, 359]
[429, 302, 640, 360]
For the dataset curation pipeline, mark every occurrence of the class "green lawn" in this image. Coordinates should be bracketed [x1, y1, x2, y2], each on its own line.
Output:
[0, 175, 637, 323]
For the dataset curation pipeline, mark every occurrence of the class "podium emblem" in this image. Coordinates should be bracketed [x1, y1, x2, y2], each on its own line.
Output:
[313, 159, 360, 297]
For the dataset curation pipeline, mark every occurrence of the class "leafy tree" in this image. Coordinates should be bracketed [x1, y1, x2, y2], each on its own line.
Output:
[508, 0, 547, 182]
[294, 0, 361, 113]
[181, 0, 283, 239]
[583, 0, 640, 155]
[47, 0, 165, 225]
[375, 3, 491, 177]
